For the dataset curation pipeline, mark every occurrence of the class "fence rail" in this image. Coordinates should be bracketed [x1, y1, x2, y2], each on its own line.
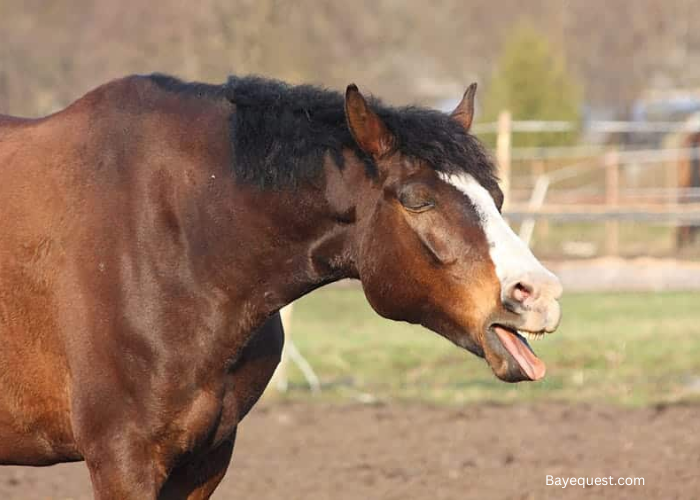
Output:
[505, 204, 700, 224]
[472, 120, 700, 135]
[483, 113, 700, 254]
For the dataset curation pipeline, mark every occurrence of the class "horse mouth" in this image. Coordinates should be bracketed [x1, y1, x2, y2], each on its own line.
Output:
[485, 324, 547, 382]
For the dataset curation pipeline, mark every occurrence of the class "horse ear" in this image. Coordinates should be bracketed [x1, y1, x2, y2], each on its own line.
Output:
[345, 84, 395, 158]
[451, 83, 477, 131]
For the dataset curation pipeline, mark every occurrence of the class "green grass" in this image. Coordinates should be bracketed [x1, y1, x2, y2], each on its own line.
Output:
[529, 222, 688, 259]
[277, 287, 700, 407]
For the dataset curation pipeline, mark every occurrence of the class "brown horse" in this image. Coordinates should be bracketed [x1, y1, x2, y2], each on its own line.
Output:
[677, 131, 700, 247]
[0, 74, 562, 499]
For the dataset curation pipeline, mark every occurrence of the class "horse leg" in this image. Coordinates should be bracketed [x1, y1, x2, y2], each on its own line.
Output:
[83, 314, 283, 500]
[158, 313, 284, 499]
[158, 432, 236, 500]
[84, 440, 169, 500]
[229, 311, 285, 421]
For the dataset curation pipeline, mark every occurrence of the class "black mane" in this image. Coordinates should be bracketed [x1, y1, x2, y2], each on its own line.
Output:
[148, 73, 498, 190]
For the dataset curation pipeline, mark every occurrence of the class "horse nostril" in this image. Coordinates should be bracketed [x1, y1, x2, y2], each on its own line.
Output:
[511, 282, 532, 303]
[504, 272, 562, 308]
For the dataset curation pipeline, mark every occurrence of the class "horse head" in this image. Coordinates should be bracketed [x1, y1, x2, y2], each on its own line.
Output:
[344, 84, 562, 383]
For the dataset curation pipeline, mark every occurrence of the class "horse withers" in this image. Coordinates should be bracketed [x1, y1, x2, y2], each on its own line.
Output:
[0, 74, 562, 499]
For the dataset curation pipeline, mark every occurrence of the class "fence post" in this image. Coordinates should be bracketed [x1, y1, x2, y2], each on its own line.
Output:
[268, 303, 321, 395]
[605, 150, 620, 256]
[667, 151, 680, 251]
[497, 110, 512, 208]
[532, 160, 550, 240]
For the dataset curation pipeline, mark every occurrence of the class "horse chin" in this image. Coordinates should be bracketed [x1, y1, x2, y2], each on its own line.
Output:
[455, 333, 485, 359]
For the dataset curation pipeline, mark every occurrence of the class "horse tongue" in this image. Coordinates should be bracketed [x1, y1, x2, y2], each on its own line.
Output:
[493, 326, 547, 381]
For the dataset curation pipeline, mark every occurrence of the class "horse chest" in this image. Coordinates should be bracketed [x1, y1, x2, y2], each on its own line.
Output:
[163, 379, 243, 456]
[184, 322, 284, 450]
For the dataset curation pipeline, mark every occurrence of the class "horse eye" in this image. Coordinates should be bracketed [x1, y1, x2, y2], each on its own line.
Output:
[399, 186, 435, 213]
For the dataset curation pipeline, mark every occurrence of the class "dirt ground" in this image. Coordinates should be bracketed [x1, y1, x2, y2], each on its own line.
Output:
[0, 401, 698, 500]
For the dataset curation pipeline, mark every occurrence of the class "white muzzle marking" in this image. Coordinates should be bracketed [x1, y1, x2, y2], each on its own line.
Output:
[440, 173, 562, 326]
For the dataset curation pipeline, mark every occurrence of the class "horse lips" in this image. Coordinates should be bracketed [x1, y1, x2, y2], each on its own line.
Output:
[493, 325, 547, 381]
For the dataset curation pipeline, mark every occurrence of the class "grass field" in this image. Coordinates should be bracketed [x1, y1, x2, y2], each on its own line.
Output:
[530, 221, 700, 259]
[278, 287, 700, 406]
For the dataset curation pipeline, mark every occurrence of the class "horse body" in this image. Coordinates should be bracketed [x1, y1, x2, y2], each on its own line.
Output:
[0, 106, 87, 465]
[0, 77, 290, 493]
[0, 74, 562, 498]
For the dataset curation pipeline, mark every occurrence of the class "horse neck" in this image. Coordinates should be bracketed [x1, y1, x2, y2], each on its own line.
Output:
[206, 153, 366, 328]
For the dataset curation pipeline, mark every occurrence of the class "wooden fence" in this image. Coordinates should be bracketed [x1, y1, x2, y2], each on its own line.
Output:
[487, 113, 700, 256]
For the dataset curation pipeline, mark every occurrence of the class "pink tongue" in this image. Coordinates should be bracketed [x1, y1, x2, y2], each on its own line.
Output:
[494, 326, 547, 381]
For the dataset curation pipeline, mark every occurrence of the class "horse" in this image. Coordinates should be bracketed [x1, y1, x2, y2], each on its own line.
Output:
[0, 73, 562, 499]
[677, 131, 700, 247]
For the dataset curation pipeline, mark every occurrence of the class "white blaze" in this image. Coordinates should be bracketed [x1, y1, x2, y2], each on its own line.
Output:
[440, 173, 558, 290]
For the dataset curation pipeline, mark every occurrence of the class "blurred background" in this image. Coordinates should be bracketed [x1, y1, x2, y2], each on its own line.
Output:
[1, 1, 699, 499]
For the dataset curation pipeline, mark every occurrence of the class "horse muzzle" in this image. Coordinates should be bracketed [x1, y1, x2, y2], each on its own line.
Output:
[500, 271, 563, 335]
